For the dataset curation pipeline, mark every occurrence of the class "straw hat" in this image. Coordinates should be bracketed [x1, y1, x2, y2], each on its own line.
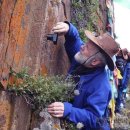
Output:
[85, 30, 120, 71]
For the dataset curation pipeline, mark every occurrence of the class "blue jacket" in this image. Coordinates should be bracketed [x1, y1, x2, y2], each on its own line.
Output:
[63, 22, 112, 130]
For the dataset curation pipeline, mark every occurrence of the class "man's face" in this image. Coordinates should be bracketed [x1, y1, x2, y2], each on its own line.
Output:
[74, 40, 99, 65]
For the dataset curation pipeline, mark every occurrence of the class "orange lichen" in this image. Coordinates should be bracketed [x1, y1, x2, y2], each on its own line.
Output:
[0, 79, 8, 89]
[53, 123, 61, 130]
[8, 75, 23, 86]
[9, 0, 29, 66]
[41, 64, 48, 76]
[0, 67, 10, 89]
[0, 100, 12, 130]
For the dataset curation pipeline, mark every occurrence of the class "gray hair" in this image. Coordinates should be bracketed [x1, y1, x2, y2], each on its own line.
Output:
[84, 52, 107, 67]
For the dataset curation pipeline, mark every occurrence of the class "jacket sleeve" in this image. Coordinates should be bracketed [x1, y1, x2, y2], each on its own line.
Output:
[63, 102, 97, 128]
[64, 22, 84, 63]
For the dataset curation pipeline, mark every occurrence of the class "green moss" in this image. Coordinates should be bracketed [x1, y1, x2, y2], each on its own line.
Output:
[71, 1, 82, 8]
[71, 0, 100, 41]
[86, 20, 94, 32]
[79, 29, 87, 42]
[77, 13, 84, 20]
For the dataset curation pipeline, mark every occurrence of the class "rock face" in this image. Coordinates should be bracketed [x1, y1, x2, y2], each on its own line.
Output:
[0, 91, 31, 130]
[0, 0, 70, 130]
[0, 0, 70, 80]
[0, 0, 108, 130]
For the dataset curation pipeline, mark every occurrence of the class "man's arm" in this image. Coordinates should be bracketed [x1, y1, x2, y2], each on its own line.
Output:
[48, 81, 111, 129]
[64, 22, 84, 63]
[52, 22, 84, 63]
[52, 22, 84, 74]
[47, 102, 97, 128]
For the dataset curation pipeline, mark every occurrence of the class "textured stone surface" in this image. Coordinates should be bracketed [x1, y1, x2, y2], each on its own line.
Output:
[0, 91, 31, 130]
[0, 0, 70, 129]
[99, 0, 107, 33]
[31, 109, 64, 130]
[0, 0, 70, 82]
[0, 91, 12, 130]
[10, 96, 31, 130]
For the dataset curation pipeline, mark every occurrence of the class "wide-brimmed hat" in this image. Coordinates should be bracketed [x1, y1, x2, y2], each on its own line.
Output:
[85, 30, 120, 71]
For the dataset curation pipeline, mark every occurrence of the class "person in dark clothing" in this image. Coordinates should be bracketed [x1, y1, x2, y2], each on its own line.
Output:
[116, 48, 128, 76]
[122, 52, 130, 106]
[47, 22, 119, 130]
[115, 48, 128, 112]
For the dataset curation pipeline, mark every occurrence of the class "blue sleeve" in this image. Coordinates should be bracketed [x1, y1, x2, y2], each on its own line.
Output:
[64, 22, 84, 63]
[63, 102, 97, 128]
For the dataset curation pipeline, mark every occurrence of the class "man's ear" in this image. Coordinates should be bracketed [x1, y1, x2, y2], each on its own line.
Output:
[91, 59, 101, 66]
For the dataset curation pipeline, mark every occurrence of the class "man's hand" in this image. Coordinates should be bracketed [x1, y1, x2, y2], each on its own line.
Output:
[47, 102, 64, 117]
[52, 22, 69, 35]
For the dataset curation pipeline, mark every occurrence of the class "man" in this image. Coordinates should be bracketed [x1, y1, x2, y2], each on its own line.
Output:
[116, 48, 128, 76]
[47, 22, 119, 130]
[115, 48, 128, 113]
[122, 51, 130, 107]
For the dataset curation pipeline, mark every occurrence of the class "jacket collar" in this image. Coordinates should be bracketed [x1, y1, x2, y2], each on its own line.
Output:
[72, 65, 105, 75]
